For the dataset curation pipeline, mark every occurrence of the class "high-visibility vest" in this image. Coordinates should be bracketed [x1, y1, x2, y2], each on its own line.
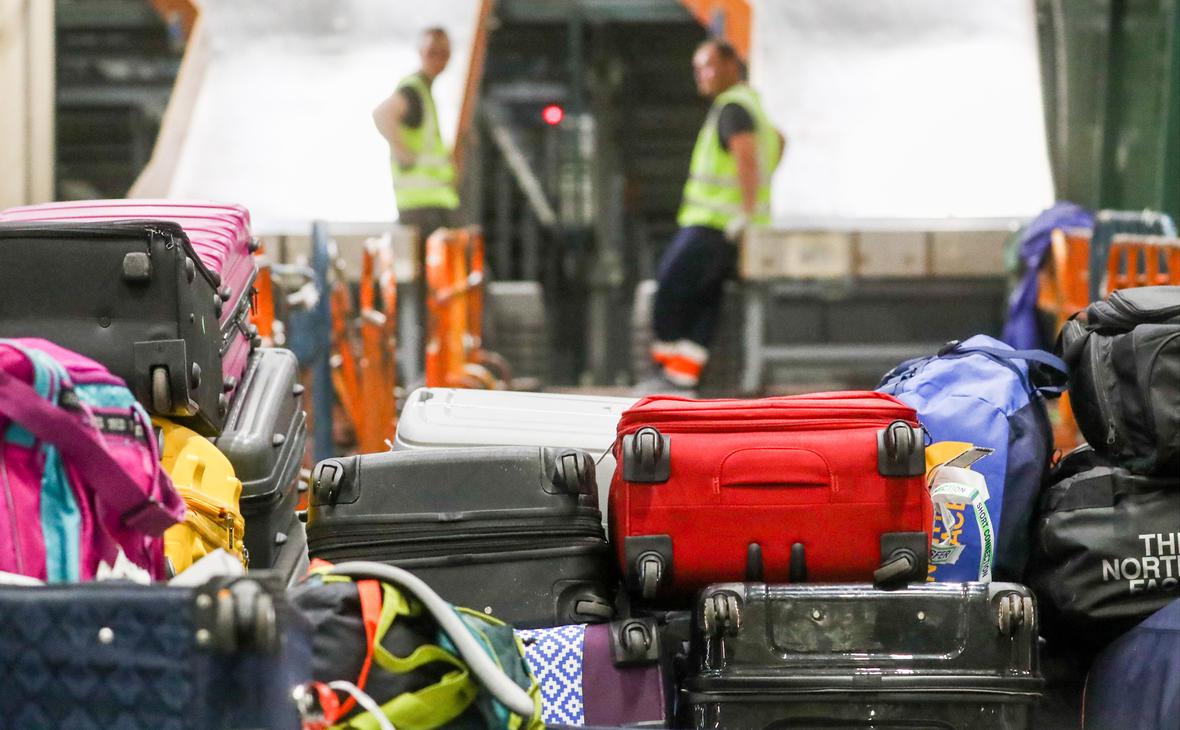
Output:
[677, 83, 779, 230]
[392, 73, 459, 212]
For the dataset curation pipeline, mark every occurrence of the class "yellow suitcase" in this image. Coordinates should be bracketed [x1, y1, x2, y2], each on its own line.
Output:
[154, 418, 247, 574]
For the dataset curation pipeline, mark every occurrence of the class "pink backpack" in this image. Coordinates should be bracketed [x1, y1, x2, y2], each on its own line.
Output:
[0, 339, 184, 581]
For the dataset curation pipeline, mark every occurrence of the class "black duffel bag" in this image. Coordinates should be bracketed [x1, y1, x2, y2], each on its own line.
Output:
[1028, 446, 1180, 648]
[1057, 285, 1180, 475]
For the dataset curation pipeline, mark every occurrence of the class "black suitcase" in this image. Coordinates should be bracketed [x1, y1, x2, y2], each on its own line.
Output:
[214, 347, 308, 571]
[0, 220, 245, 435]
[0, 574, 310, 729]
[306, 446, 615, 628]
[684, 582, 1043, 730]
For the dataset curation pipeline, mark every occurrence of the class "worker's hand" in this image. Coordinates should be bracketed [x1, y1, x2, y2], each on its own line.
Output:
[724, 213, 751, 244]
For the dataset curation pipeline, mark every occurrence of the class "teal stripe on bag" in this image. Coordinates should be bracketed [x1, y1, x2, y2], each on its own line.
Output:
[22, 346, 83, 583]
[39, 448, 81, 582]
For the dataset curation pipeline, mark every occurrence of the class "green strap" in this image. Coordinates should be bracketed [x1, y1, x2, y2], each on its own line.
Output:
[334, 584, 477, 730]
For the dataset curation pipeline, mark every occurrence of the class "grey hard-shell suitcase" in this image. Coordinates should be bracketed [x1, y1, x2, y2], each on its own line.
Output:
[684, 582, 1043, 729]
[214, 348, 308, 570]
[306, 446, 615, 628]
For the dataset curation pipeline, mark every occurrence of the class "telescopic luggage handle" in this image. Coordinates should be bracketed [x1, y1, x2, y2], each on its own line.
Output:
[324, 561, 537, 719]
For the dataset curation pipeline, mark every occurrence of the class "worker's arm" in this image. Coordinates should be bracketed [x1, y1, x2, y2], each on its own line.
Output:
[728, 130, 761, 217]
[372, 92, 415, 168]
[774, 129, 787, 170]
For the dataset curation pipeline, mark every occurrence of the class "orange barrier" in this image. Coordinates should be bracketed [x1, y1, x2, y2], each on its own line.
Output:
[1037, 227, 1093, 452]
[424, 228, 510, 389]
[328, 238, 398, 453]
[1106, 234, 1180, 289]
[679, 0, 752, 59]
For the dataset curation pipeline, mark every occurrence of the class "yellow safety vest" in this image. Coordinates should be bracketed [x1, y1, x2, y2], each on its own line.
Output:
[392, 73, 459, 211]
[677, 83, 779, 230]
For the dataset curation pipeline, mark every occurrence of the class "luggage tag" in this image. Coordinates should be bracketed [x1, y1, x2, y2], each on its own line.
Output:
[925, 443, 996, 582]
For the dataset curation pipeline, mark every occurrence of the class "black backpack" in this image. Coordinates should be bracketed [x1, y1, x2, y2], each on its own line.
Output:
[1057, 286, 1180, 475]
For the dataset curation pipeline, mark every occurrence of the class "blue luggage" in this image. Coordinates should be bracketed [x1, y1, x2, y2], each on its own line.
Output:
[878, 335, 1067, 582]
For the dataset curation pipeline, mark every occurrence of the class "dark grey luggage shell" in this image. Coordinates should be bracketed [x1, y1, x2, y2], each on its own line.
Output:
[306, 446, 615, 628]
[685, 582, 1043, 730]
[215, 348, 307, 570]
[0, 220, 238, 435]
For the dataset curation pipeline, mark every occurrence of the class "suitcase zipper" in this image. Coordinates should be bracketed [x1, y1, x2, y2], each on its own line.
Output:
[0, 221, 221, 290]
[620, 418, 903, 435]
[0, 451, 25, 574]
[308, 517, 604, 544]
[1088, 337, 1121, 447]
[178, 488, 245, 555]
[309, 535, 608, 561]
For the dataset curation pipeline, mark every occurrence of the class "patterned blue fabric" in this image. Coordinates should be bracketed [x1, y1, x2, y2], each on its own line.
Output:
[517, 624, 585, 726]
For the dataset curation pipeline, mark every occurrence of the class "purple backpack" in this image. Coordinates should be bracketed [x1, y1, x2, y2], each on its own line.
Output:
[0, 338, 184, 581]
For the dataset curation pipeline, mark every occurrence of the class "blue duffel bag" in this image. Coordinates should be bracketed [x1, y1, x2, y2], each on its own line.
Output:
[1084, 599, 1180, 729]
[878, 335, 1068, 582]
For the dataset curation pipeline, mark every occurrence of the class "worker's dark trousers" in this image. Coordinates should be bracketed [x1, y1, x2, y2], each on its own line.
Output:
[652, 225, 735, 348]
[399, 205, 458, 370]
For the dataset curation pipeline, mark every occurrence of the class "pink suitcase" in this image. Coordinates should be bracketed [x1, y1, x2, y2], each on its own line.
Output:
[0, 201, 260, 412]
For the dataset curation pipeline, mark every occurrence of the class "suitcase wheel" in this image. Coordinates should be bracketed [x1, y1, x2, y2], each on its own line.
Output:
[877, 420, 926, 477]
[637, 552, 665, 600]
[872, 550, 917, 588]
[150, 366, 173, 414]
[572, 596, 614, 622]
[622, 427, 671, 483]
[609, 618, 661, 665]
[207, 579, 279, 655]
[701, 591, 742, 638]
[996, 592, 1034, 637]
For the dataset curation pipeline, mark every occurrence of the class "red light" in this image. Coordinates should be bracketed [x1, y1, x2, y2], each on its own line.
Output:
[542, 104, 564, 126]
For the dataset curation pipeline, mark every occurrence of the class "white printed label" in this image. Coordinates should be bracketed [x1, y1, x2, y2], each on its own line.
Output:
[1100, 533, 1180, 594]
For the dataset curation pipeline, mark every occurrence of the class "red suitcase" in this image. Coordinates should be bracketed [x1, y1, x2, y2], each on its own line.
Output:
[608, 392, 932, 600]
[0, 201, 259, 407]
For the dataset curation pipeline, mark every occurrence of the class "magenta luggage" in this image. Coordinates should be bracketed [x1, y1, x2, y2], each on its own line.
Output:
[0, 200, 260, 429]
[0, 338, 184, 582]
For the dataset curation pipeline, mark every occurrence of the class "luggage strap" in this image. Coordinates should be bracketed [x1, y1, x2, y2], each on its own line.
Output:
[943, 342, 1070, 395]
[928, 465, 995, 582]
[312, 562, 482, 730]
[0, 358, 180, 536]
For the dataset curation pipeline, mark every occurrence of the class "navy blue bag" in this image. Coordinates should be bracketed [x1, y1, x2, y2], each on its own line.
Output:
[1084, 599, 1180, 729]
[878, 335, 1068, 582]
[0, 575, 310, 729]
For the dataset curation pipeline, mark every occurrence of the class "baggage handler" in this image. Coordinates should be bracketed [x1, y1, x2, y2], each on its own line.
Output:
[373, 26, 461, 369]
[640, 39, 784, 395]
[373, 26, 460, 244]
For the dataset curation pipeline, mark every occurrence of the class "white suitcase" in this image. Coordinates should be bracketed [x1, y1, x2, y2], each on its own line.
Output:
[393, 388, 637, 529]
